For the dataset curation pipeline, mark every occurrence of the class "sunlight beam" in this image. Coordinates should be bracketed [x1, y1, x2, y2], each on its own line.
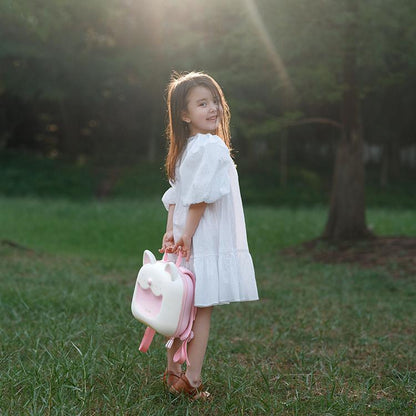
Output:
[243, 0, 295, 103]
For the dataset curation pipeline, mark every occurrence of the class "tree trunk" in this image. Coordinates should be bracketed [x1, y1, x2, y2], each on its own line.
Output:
[380, 139, 400, 187]
[323, 0, 371, 240]
[323, 133, 370, 239]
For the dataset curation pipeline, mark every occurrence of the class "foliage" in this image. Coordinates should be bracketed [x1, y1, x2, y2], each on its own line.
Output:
[1, 0, 415, 170]
[1, 150, 415, 208]
[0, 151, 97, 198]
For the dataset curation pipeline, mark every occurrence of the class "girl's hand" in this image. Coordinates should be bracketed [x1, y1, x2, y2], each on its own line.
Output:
[173, 234, 192, 261]
[159, 230, 175, 253]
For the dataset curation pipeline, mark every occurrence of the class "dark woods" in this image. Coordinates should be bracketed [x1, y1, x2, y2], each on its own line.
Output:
[1, 0, 415, 232]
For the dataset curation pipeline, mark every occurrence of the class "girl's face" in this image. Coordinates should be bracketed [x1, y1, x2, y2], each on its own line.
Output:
[182, 86, 222, 137]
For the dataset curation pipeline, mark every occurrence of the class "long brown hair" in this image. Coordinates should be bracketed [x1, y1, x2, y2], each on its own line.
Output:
[165, 71, 231, 182]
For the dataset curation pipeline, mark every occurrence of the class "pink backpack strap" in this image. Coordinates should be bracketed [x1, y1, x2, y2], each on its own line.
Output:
[162, 250, 183, 266]
[172, 268, 197, 365]
[139, 327, 156, 353]
[173, 333, 193, 365]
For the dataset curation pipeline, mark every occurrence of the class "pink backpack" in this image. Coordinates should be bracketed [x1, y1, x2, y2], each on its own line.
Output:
[131, 250, 196, 365]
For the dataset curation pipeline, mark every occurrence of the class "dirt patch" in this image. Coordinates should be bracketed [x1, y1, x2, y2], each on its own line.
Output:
[283, 236, 416, 278]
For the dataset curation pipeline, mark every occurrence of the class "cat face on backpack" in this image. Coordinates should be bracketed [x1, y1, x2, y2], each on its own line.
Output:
[135, 250, 182, 317]
[131, 250, 197, 364]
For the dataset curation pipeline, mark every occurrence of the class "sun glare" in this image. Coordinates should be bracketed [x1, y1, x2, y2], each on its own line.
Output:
[243, 0, 295, 101]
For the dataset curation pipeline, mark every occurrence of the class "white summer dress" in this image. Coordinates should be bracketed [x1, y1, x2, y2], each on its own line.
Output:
[162, 133, 259, 307]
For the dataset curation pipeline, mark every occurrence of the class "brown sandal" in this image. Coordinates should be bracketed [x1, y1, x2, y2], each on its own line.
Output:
[162, 369, 182, 388]
[169, 373, 211, 400]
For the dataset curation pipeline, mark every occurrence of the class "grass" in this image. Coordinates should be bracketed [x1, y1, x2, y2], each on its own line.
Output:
[1, 197, 416, 415]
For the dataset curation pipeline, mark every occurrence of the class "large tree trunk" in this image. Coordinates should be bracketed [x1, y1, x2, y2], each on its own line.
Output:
[323, 0, 371, 240]
[323, 133, 370, 239]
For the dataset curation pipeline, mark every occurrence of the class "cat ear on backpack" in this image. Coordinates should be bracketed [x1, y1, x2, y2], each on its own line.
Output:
[164, 262, 180, 282]
[143, 250, 156, 265]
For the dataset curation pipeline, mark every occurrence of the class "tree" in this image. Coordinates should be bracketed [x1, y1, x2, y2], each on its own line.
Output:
[1, 0, 415, 205]
[240, 0, 416, 240]
[322, 0, 371, 239]
[322, 0, 416, 239]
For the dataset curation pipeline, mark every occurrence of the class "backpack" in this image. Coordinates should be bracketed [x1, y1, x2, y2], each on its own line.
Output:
[131, 250, 196, 365]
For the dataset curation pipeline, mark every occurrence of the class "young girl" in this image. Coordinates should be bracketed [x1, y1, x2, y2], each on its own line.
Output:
[159, 71, 258, 399]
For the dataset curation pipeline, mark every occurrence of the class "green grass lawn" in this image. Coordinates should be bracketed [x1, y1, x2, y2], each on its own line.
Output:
[1, 198, 415, 415]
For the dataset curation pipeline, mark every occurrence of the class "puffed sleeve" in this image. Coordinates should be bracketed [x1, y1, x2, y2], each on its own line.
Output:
[179, 135, 233, 206]
[161, 185, 176, 211]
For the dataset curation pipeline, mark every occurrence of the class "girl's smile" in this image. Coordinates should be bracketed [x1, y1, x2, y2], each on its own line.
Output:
[182, 86, 222, 136]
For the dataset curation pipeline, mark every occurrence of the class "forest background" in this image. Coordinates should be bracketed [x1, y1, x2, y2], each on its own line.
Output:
[1, 0, 415, 213]
[2, 2, 416, 413]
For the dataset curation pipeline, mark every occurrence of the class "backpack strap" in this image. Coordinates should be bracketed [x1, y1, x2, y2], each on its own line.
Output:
[162, 250, 183, 266]
[172, 268, 197, 365]
[172, 335, 191, 365]
[139, 327, 156, 353]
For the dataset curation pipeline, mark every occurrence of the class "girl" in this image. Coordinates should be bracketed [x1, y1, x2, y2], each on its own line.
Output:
[160, 71, 258, 399]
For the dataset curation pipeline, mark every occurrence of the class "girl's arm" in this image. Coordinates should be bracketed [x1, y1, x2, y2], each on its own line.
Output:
[159, 204, 176, 253]
[173, 202, 207, 261]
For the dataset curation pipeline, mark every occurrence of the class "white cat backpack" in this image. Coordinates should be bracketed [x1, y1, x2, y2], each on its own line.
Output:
[131, 250, 197, 365]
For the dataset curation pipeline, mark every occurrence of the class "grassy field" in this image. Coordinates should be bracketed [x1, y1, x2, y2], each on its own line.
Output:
[1, 197, 416, 415]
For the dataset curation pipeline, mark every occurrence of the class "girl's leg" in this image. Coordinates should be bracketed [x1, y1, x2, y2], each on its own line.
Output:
[185, 306, 213, 387]
[166, 337, 183, 375]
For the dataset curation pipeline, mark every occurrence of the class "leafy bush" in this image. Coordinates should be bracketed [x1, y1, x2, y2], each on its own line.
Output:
[0, 152, 96, 199]
[1, 151, 414, 208]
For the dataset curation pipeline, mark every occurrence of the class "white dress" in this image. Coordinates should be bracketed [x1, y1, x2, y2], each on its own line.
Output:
[162, 133, 259, 307]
